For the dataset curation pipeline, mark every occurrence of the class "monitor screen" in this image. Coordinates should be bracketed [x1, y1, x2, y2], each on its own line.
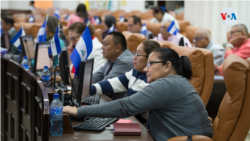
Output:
[81, 60, 93, 101]
[20, 36, 35, 60]
[34, 42, 53, 72]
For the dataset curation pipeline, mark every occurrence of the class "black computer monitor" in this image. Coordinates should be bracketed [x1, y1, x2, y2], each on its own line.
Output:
[59, 50, 69, 85]
[71, 58, 94, 107]
[33, 42, 53, 73]
[1, 33, 10, 51]
[20, 35, 35, 60]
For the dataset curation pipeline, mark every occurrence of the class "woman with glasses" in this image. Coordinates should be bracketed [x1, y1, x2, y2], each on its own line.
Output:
[64, 47, 213, 141]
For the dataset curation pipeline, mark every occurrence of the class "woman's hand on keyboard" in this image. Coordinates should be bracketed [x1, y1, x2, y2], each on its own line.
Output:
[63, 106, 78, 117]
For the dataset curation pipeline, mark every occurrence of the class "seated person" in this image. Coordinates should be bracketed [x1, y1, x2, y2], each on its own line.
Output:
[215, 24, 250, 74]
[150, 6, 180, 29]
[127, 15, 153, 39]
[92, 32, 134, 99]
[173, 1, 184, 14]
[1, 16, 18, 54]
[153, 22, 192, 47]
[102, 15, 117, 40]
[193, 29, 225, 66]
[64, 48, 213, 141]
[67, 22, 107, 73]
[45, 15, 67, 65]
[67, 3, 95, 27]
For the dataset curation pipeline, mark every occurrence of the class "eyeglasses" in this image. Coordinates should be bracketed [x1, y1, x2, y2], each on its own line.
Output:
[133, 51, 147, 59]
[69, 34, 81, 41]
[160, 26, 167, 29]
[193, 37, 206, 42]
[146, 61, 166, 68]
[127, 24, 134, 28]
[229, 30, 242, 35]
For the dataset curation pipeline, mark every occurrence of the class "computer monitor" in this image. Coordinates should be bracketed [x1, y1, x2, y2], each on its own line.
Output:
[59, 50, 69, 85]
[20, 35, 35, 60]
[1, 33, 10, 51]
[33, 42, 53, 73]
[71, 58, 94, 107]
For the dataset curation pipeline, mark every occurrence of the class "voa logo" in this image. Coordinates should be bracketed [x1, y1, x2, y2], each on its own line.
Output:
[220, 7, 238, 25]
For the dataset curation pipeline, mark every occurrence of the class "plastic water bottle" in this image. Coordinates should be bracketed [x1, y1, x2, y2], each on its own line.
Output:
[21, 56, 29, 70]
[41, 66, 50, 87]
[50, 94, 63, 136]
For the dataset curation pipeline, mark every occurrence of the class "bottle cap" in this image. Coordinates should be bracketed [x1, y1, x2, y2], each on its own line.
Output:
[44, 66, 48, 69]
[23, 56, 27, 59]
[53, 94, 59, 99]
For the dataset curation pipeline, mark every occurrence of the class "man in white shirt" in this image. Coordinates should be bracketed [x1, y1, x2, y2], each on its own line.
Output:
[193, 29, 225, 66]
[67, 22, 107, 73]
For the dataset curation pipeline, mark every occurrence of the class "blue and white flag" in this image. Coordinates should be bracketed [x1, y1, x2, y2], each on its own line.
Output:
[29, 14, 35, 23]
[84, 18, 90, 24]
[65, 14, 70, 21]
[94, 16, 101, 24]
[48, 24, 61, 56]
[119, 15, 124, 22]
[0, 22, 3, 37]
[108, 24, 115, 33]
[70, 26, 93, 76]
[167, 21, 179, 36]
[35, 16, 47, 46]
[10, 27, 26, 52]
[54, 8, 60, 19]
[141, 23, 147, 35]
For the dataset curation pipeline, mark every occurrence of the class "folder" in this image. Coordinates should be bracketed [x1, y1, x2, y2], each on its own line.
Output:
[113, 123, 141, 136]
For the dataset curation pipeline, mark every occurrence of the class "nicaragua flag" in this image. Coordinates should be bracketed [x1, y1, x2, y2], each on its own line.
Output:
[35, 17, 47, 45]
[65, 14, 70, 21]
[54, 8, 60, 19]
[48, 26, 61, 56]
[94, 16, 101, 24]
[70, 26, 93, 76]
[84, 18, 90, 24]
[108, 24, 115, 33]
[119, 15, 124, 22]
[0, 22, 3, 37]
[141, 23, 147, 35]
[29, 15, 35, 23]
[167, 21, 179, 36]
[10, 27, 26, 52]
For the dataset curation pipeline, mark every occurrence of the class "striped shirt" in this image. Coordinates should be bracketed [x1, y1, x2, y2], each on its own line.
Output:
[91, 69, 148, 96]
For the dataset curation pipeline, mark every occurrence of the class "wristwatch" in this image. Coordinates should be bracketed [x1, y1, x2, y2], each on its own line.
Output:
[226, 43, 234, 49]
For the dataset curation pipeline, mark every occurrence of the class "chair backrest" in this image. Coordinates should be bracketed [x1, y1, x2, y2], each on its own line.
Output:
[95, 28, 103, 43]
[158, 41, 214, 106]
[88, 9, 98, 17]
[59, 8, 70, 15]
[122, 31, 146, 53]
[98, 9, 112, 17]
[14, 22, 42, 38]
[12, 13, 27, 23]
[116, 22, 128, 33]
[124, 10, 142, 19]
[139, 9, 154, 20]
[212, 55, 250, 141]
[143, 22, 161, 36]
[176, 12, 184, 20]
[185, 26, 211, 44]
[45, 8, 55, 16]
[92, 24, 105, 31]
[112, 10, 127, 19]
[178, 20, 190, 36]
[31, 8, 46, 17]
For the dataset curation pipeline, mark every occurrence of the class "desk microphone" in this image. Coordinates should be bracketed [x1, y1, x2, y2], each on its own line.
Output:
[65, 65, 77, 98]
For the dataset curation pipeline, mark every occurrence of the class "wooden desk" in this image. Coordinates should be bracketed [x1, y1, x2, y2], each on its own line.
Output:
[49, 95, 153, 141]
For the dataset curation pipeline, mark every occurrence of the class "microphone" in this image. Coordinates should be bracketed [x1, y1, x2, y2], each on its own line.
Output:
[65, 65, 77, 96]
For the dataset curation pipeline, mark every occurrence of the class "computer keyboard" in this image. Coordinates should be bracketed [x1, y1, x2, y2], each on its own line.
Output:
[83, 95, 101, 105]
[73, 117, 118, 131]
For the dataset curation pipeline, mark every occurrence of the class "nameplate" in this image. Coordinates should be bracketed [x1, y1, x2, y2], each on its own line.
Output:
[37, 81, 42, 83]
[44, 99, 49, 101]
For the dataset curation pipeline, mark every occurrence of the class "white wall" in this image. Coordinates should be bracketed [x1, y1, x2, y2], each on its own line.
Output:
[184, 1, 250, 45]
[1, 1, 30, 10]
[53, 1, 79, 10]
[118, 1, 146, 13]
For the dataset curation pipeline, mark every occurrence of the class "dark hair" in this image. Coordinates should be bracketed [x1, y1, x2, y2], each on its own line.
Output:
[76, 3, 88, 22]
[152, 48, 192, 80]
[153, 6, 169, 14]
[129, 15, 142, 26]
[68, 22, 95, 37]
[107, 32, 127, 50]
[104, 15, 116, 28]
[233, 24, 249, 38]
[141, 40, 161, 56]
[30, 1, 34, 5]
[2, 16, 14, 27]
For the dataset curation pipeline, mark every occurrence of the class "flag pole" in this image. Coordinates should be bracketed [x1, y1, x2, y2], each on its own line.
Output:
[87, 21, 90, 27]
[43, 14, 49, 42]
[58, 22, 60, 37]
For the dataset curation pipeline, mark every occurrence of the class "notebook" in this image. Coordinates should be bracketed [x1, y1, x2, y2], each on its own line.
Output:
[113, 123, 141, 136]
